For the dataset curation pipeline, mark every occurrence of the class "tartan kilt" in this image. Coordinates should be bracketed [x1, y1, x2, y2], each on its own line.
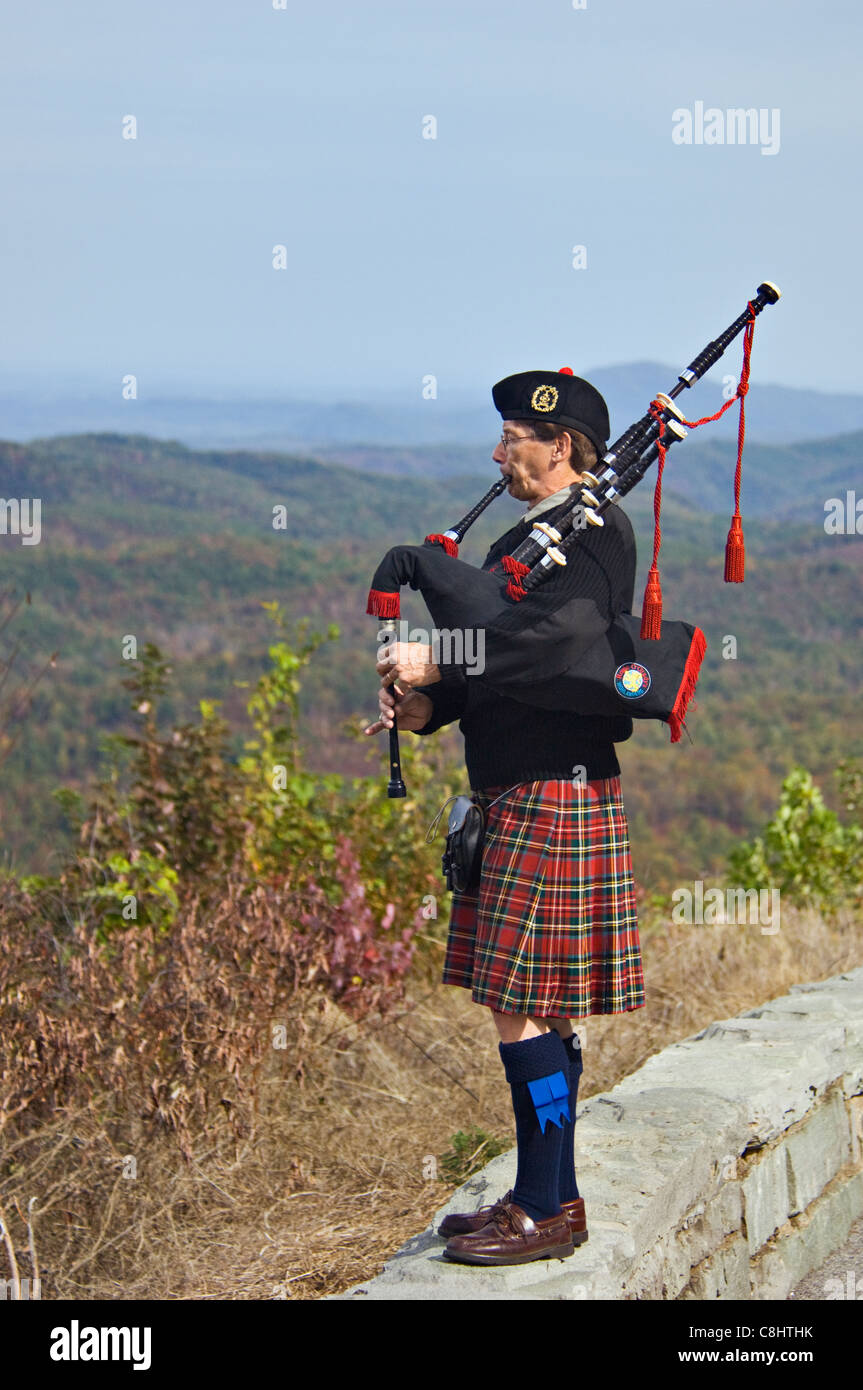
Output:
[442, 776, 645, 1018]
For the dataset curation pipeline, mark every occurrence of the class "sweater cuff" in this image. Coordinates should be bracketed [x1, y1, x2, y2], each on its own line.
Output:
[435, 658, 468, 693]
[412, 663, 468, 736]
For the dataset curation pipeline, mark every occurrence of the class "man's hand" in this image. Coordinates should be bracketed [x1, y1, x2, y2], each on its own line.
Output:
[376, 641, 440, 691]
[363, 684, 433, 737]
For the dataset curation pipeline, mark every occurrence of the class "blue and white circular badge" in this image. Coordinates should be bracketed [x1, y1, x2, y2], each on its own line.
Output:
[614, 662, 652, 699]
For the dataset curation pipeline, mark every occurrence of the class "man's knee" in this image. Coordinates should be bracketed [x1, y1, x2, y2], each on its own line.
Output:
[490, 1009, 549, 1043]
[488, 1008, 576, 1044]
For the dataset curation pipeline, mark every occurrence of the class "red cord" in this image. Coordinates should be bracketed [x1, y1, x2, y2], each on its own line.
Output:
[640, 405, 666, 638]
[667, 303, 756, 584]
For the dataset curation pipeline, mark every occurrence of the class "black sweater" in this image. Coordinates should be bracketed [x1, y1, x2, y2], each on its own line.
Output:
[413, 497, 637, 791]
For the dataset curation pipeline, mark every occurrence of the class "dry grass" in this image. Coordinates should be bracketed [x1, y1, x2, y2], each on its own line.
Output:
[2, 900, 861, 1301]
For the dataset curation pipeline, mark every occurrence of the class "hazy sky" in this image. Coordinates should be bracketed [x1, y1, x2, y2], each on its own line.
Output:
[1, 0, 860, 403]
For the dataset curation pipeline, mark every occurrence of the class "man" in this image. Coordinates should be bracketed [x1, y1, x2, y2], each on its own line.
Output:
[364, 369, 645, 1267]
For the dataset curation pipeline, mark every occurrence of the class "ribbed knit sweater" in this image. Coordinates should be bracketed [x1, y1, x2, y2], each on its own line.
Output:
[413, 495, 637, 791]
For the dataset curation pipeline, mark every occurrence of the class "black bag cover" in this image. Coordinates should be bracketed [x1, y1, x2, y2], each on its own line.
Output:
[369, 542, 706, 742]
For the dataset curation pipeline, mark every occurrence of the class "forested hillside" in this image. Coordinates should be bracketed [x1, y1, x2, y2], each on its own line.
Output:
[1, 430, 860, 886]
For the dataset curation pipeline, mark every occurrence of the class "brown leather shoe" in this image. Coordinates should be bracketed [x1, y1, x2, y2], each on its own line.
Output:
[566, 1196, 589, 1246]
[439, 1192, 588, 1245]
[437, 1188, 515, 1238]
[442, 1201, 574, 1266]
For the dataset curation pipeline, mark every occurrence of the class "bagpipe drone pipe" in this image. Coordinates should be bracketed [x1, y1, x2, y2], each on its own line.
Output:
[367, 281, 781, 796]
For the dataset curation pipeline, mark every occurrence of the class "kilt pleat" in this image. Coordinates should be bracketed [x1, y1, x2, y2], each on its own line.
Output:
[442, 776, 645, 1017]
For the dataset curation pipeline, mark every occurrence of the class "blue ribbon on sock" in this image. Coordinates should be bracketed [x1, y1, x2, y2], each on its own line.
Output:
[526, 1070, 571, 1134]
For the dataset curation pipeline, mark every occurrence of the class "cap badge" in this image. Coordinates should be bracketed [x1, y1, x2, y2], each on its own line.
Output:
[530, 384, 559, 413]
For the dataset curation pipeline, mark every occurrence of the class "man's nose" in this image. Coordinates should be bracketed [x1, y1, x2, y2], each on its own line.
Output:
[492, 441, 505, 463]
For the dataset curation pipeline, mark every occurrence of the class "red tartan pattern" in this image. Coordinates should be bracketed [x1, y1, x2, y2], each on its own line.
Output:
[442, 777, 645, 1017]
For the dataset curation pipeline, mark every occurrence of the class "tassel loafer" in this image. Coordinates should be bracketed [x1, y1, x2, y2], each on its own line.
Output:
[442, 1200, 575, 1266]
[438, 1190, 588, 1245]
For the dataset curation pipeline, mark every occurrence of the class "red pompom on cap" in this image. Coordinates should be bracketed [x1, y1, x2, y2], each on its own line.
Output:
[558, 367, 574, 375]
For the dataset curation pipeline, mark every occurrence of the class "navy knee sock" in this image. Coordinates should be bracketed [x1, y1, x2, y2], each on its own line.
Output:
[498, 1030, 570, 1224]
[559, 1032, 583, 1203]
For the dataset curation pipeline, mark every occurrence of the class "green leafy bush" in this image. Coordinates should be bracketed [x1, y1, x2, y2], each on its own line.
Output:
[235, 603, 459, 931]
[726, 761, 863, 918]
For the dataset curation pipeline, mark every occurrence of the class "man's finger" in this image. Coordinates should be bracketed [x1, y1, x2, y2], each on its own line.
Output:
[380, 672, 406, 695]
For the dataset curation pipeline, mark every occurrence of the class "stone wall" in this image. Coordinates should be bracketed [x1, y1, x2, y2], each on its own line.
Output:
[335, 966, 863, 1300]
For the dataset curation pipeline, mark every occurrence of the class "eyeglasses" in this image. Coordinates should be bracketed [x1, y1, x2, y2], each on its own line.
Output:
[498, 431, 536, 451]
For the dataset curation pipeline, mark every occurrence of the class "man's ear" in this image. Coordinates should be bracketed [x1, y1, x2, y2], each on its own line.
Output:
[550, 431, 572, 466]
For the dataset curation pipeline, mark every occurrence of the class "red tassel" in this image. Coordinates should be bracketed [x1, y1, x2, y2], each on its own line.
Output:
[724, 513, 745, 583]
[366, 588, 400, 618]
[505, 579, 527, 602]
[667, 627, 707, 743]
[724, 311, 753, 583]
[639, 565, 663, 639]
[501, 555, 530, 578]
[425, 533, 458, 557]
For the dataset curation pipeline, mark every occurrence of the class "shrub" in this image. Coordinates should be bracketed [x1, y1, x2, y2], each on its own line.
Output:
[0, 841, 415, 1165]
[726, 761, 863, 918]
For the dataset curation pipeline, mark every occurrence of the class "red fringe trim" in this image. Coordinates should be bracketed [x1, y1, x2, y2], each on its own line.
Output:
[505, 579, 526, 602]
[667, 627, 707, 744]
[424, 533, 459, 557]
[366, 589, 400, 619]
[501, 555, 530, 578]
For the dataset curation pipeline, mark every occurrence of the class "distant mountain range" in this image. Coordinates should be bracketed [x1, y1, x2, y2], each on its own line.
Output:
[4, 424, 855, 532]
[5, 362, 863, 452]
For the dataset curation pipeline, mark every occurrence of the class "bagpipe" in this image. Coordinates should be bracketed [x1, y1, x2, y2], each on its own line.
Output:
[367, 281, 781, 796]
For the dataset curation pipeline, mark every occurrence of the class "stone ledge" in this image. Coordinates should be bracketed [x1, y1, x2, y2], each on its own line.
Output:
[332, 966, 863, 1300]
